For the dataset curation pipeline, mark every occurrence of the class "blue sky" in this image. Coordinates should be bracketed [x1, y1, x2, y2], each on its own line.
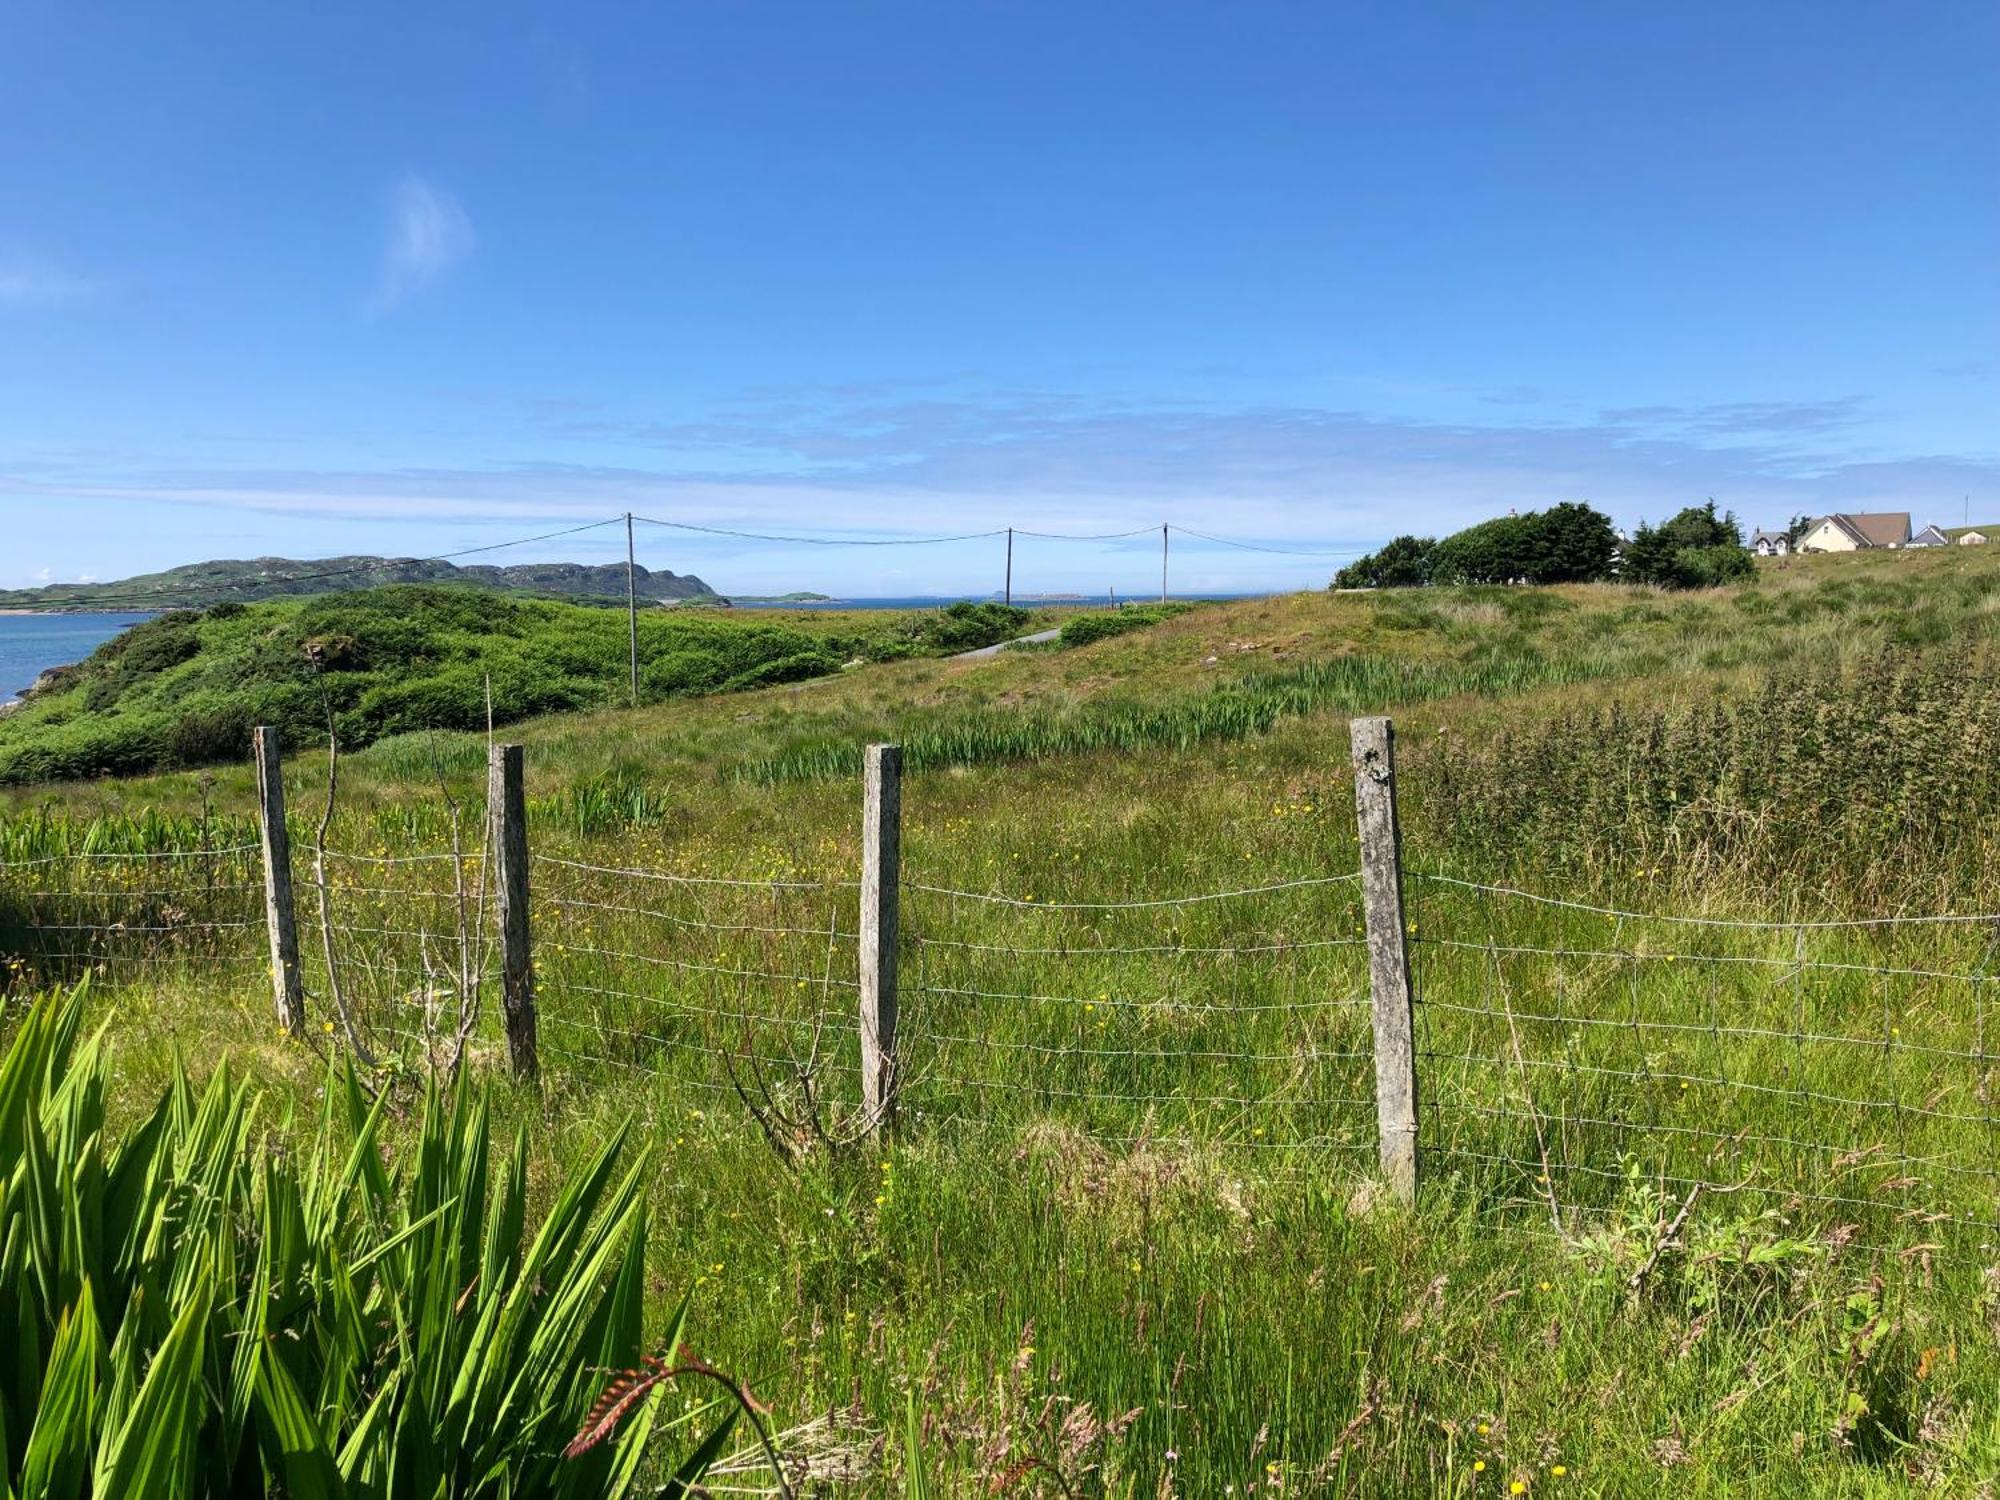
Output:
[2, 1, 1994, 596]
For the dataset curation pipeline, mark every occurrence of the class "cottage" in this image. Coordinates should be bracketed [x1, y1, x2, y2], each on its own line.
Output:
[1795, 512, 1911, 553]
[1749, 529, 1791, 557]
[1910, 523, 1994, 548]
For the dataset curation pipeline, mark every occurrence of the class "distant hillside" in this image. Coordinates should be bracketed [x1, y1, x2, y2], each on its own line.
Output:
[0, 555, 717, 611]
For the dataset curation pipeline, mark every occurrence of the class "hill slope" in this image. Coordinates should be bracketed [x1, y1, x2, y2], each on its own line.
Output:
[0, 589, 1045, 783]
[0, 554, 717, 610]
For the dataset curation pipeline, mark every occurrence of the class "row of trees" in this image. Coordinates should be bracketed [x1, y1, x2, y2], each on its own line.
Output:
[1333, 500, 1755, 592]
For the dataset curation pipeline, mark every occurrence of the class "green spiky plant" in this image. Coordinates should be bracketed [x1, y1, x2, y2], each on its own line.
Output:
[0, 981, 730, 1497]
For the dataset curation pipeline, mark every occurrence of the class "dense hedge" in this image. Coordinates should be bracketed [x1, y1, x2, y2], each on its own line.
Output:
[1057, 602, 1194, 648]
[0, 588, 1036, 784]
[1336, 503, 1619, 589]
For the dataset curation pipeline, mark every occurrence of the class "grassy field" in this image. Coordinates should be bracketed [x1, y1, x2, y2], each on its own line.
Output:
[5, 545, 2000, 1494]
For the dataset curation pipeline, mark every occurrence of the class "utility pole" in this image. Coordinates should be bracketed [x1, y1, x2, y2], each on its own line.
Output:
[625, 512, 639, 708]
[1004, 527, 1013, 606]
[1160, 523, 1169, 604]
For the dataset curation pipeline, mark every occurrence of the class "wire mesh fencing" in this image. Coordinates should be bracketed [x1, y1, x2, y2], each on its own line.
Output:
[1408, 871, 2000, 1264]
[0, 842, 267, 990]
[5, 720, 2000, 1269]
[899, 872, 1376, 1175]
[530, 853, 862, 1122]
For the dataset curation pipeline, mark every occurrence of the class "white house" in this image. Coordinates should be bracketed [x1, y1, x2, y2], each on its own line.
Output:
[1749, 529, 1791, 557]
[1911, 523, 1994, 547]
[1795, 512, 1911, 553]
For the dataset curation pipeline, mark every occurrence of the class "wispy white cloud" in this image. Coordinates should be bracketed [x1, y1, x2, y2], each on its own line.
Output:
[0, 254, 92, 307]
[368, 177, 474, 313]
[8, 392, 1995, 549]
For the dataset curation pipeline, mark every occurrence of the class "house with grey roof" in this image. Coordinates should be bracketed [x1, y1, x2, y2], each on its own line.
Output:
[1795, 512, 1911, 553]
[1911, 522, 1996, 548]
[1749, 529, 1791, 556]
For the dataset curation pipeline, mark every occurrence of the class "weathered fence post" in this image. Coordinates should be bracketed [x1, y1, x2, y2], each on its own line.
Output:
[859, 743, 903, 1134]
[1351, 715, 1419, 1205]
[490, 742, 539, 1080]
[254, 725, 305, 1036]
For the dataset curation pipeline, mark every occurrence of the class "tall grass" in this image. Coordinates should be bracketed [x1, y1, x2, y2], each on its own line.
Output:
[1421, 644, 2000, 909]
[740, 650, 1622, 783]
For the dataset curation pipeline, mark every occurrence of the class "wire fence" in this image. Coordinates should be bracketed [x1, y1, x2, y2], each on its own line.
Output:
[1406, 871, 2000, 1263]
[898, 871, 1377, 1171]
[5, 729, 1997, 1269]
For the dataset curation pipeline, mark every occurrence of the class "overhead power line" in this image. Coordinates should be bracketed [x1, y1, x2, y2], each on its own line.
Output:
[1011, 525, 1161, 541]
[1169, 526, 1371, 558]
[632, 515, 1008, 546]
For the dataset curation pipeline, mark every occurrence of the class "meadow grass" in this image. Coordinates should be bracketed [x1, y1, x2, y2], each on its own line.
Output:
[5, 545, 2000, 1494]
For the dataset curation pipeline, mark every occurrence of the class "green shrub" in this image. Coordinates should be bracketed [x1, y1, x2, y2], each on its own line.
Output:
[79, 674, 125, 712]
[642, 649, 728, 698]
[116, 616, 203, 675]
[720, 649, 841, 691]
[859, 602, 1033, 660]
[1675, 544, 1756, 588]
[164, 704, 258, 766]
[349, 661, 598, 736]
[1057, 603, 1192, 648]
[0, 716, 167, 783]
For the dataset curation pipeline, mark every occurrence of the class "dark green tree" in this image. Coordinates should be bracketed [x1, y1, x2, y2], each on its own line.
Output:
[1333, 534, 1436, 589]
[1428, 513, 1534, 584]
[1655, 499, 1743, 551]
[1623, 502, 1755, 588]
[1524, 501, 1619, 583]
[1619, 521, 1677, 585]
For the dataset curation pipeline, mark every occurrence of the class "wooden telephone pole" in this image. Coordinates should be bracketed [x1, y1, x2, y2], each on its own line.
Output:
[625, 512, 640, 708]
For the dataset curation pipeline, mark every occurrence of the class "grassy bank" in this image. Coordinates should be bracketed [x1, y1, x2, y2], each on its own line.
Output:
[5, 544, 2000, 1493]
[0, 590, 1048, 785]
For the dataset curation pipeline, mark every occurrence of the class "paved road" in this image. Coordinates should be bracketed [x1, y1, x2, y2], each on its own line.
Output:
[952, 628, 1060, 661]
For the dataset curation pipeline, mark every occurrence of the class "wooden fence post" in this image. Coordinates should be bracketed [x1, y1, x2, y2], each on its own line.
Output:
[253, 725, 305, 1036]
[1351, 715, 1419, 1205]
[859, 743, 902, 1133]
[490, 743, 539, 1080]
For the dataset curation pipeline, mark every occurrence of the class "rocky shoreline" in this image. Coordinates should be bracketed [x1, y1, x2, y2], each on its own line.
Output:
[2, 664, 71, 715]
